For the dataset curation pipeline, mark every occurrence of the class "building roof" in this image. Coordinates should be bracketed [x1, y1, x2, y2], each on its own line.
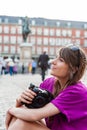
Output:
[0, 15, 87, 29]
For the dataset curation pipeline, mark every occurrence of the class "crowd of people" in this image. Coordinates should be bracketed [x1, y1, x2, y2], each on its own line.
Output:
[0, 56, 50, 79]
[0, 58, 19, 76]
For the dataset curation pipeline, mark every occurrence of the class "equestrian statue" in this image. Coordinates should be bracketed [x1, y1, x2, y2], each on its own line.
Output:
[22, 16, 31, 42]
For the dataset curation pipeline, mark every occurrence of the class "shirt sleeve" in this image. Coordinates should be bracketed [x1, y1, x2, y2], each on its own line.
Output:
[51, 85, 86, 122]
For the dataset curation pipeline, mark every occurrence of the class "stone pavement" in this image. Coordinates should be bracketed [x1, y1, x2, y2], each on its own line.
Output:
[0, 70, 87, 130]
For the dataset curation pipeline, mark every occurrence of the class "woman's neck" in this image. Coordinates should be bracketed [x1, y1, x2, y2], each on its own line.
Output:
[56, 77, 69, 89]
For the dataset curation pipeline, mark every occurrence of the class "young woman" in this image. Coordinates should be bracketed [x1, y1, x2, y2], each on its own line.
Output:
[5, 45, 87, 130]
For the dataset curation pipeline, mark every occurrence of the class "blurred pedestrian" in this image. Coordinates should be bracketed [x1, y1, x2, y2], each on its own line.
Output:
[22, 64, 25, 74]
[32, 59, 37, 74]
[38, 50, 49, 81]
[0, 61, 2, 75]
[28, 62, 32, 73]
[8, 61, 14, 76]
[1, 59, 6, 75]
[13, 63, 18, 74]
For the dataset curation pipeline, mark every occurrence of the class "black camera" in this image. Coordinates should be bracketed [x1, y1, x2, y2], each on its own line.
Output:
[22, 83, 54, 108]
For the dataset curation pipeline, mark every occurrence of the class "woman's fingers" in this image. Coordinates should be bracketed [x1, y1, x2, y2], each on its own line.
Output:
[16, 89, 37, 104]
[24, 89, 37, 97]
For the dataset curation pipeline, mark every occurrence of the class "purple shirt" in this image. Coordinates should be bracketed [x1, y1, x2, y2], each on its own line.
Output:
[40, 77, 87, 130]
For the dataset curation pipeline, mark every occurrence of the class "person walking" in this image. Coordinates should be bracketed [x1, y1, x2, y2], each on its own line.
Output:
[22, 64, 25, 74]
[38, 50, 49, 81]
[28, 62, 32, 74]
[0, 61, 2, 75]
[32, 59, 37, 74]
[5, 44, 87, 130]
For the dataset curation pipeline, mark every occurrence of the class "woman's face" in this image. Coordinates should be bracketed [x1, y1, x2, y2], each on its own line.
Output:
[50, 56, 69, 79]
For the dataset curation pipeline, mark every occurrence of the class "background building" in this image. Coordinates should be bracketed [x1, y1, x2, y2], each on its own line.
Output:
[0, 15, 87, 60]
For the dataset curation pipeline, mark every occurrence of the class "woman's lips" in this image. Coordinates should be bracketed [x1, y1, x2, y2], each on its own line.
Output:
[51, 65, 56, 69]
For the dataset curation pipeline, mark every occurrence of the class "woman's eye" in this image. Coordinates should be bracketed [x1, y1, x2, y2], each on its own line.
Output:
[59, 58, 64, 62]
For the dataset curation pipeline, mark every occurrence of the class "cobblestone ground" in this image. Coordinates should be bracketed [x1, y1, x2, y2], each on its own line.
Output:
[0, 70, 87, 130]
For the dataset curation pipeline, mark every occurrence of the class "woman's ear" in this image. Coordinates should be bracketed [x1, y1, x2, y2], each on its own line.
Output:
[72, 67, 78, 74]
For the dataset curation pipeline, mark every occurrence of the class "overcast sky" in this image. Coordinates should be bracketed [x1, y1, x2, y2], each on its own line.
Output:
[0, 0, 87, 22]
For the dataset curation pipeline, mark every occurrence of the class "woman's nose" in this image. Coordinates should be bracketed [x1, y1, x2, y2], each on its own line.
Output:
[51, 58, 57, 64]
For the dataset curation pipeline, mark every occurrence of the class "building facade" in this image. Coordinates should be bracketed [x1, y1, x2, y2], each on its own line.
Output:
[0, 15, 87, 60]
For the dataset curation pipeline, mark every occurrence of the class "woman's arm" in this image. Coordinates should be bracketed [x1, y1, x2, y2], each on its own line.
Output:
[5, 109, 13, 130]
[8, 102, 60, 121]
[5, 88, 37, 128]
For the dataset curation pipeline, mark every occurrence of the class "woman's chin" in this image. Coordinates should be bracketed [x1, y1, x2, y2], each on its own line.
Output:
[50, 71, 55, 76]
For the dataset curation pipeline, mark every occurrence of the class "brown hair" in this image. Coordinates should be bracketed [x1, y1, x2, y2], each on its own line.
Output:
[53, 45, 87, 97]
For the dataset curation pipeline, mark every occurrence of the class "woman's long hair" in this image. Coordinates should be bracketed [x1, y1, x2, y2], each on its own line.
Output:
[53, 45, 87, 97]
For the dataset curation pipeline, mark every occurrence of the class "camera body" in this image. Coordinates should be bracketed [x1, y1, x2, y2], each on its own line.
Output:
[22, 83, 54, 108]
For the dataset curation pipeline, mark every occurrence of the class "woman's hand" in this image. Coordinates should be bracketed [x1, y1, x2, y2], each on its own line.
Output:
[16, 89, 37, 107]
[5, 109, 13, 130]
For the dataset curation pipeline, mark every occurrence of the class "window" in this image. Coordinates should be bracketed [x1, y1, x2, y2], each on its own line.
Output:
[32, 46, 35, 54]
[84, 31, 87, 38]
[44, 21, 47, 26]
[84, 40, 87, 47]
[37, 37, 42, 45]
[0, 36, 2, 43]
[4, 26, 9, 34]
[67, 30, 72, 37]
[17, 26, 22, 34]
[18, 19, 22, 24]
[3, 36, 9, 44]
[61, 38, 69, 45]
[0, 26, 2, 33]
[84, 24, 87, 29]
[17, 36, 22, 44]
[10, 36, 16, 44]
[49, 38, 55, 45]
[0, 18, 2, 23]
[31, 20, 35, 25]
[49, 47, 54, 55]
[31, 27, 36, 35]
[56, 38, 61, 46]
[5, 18, 8, 23]
[62, 30, 67, 37]
[43, 38, 48, 45]
[10, 46, 16, 53]
[30, 36, 36, 44]
[49, 29, 55, 36]
[76, 39, 80, 45]
[67, 38, 72, 44]
[17, 47, 20, 54]
[43, 28, 49, 36]
[11, 27, 16, 34]
[36, 47, 42, 54]
[0, 46, 2, 52]
[56, 22, 60, 27]
[67, 22, 71, 27]
[4, 46, 9, 53]
[37, 28, 42, 35]
[56, 29, 61, 36]
[75, 30, 80, 38]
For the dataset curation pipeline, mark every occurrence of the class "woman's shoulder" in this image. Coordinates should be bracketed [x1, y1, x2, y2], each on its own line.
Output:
[64, 81, 87, 96]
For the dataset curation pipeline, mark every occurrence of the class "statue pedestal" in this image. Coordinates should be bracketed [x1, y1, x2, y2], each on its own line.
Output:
[20, 42, 32, 64]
